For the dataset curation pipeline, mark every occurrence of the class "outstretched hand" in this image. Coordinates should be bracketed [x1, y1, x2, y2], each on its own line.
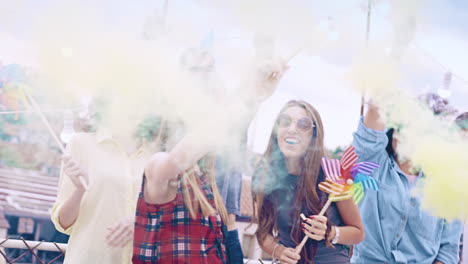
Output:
[247, 58, 289, 103]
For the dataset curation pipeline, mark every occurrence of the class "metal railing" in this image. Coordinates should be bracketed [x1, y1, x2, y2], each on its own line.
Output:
[0, 238, 66, 264]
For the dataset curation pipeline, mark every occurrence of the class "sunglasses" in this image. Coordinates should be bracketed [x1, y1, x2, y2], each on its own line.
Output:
[277, 114, 315, 132]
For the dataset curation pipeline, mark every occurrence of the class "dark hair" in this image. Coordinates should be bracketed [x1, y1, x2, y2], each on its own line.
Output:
[385, 128, 396, 159]
[455, 112, 468, 129]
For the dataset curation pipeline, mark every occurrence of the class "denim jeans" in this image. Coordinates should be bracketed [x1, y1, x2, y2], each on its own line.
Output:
[215, 158, 242, 216]
[226, 229, 244, 264]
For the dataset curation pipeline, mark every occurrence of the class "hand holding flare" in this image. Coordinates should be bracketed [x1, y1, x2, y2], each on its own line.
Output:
[295, 146, 379, 254]
[23, 89, 89, 190]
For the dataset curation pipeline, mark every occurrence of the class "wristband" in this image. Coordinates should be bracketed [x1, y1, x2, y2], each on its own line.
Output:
[272, 243, 280, 261]
[331, 226, 340, 244]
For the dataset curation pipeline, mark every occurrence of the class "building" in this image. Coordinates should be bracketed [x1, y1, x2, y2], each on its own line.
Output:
[0, 167, 66, 263]
[236, 175, 274, 263]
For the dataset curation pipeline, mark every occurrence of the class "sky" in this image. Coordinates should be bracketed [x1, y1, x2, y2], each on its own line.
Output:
[1, 0, 467, 153]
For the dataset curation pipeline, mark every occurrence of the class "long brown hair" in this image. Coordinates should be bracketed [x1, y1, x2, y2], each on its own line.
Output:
[253, 100, 331, 263]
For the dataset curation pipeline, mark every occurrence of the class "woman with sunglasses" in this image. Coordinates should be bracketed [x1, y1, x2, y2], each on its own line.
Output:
[253, 100, 365, 264]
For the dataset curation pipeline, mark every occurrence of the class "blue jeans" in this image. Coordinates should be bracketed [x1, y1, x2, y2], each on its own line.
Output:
[215, 158, 242, 216]
[216, 157, 244, 263]
[226, 229, 244, 264]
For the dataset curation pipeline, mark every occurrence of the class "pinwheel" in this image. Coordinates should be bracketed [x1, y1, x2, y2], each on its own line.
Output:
[296, 145, 380, 253]
[321, 146, 380, 204]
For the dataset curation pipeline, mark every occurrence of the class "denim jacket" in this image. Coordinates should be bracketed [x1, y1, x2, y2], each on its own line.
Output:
[351, 118, 462, 264]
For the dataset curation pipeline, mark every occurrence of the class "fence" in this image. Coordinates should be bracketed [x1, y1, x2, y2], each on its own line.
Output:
[0, 238, 66, 264]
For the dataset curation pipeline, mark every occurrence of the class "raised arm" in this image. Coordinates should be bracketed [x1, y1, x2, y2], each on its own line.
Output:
[144, 58, 288, 203]
[363, 102, 385, 131]
[352, 101, 389, 164]
[51, 135, 89, 234]
[145, 58, 288, 180]
[237, 58, 288, 117]
[145, 133, 210, 184]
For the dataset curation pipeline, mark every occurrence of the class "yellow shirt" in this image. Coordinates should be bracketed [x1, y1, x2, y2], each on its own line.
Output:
[51, 131, 153, 264]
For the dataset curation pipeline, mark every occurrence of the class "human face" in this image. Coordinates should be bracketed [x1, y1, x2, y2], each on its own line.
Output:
[276, 106, 314, 159]
[392, 130, 406, 161]
[392, 130, 417, 173]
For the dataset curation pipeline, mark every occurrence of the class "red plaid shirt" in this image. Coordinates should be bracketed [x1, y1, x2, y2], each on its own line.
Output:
[133, 174, 226, 264]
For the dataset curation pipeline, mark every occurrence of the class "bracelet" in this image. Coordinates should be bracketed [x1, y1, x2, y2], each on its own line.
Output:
[272, 243, 280, 260]
[331, 226, 340, 244]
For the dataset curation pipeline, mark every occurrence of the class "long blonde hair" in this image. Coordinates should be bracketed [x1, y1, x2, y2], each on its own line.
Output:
[181, 155, 228, 223]
[154, 118, 228, 223]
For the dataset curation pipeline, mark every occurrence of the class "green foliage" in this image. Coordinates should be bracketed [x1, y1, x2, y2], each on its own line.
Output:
[134, 116, 162, 142]
[0, 114, 26, 141]
[0, 145, 23, 167]
[328, 146, 346, 159]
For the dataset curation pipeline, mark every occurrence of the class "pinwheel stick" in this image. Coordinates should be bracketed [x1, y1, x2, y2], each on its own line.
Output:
[23, 89, 89, 191]
[295, 199, 332, 254]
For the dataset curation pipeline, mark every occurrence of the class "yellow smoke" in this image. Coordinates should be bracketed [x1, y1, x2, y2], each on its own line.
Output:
[348, 47, 468, 220]
[22, 1, 254, 154]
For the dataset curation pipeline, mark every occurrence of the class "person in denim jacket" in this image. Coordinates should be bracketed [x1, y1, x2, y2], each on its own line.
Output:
[351, 103, 463, 264]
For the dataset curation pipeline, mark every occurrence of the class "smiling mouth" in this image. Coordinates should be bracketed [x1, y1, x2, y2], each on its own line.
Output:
[285, 137, 300, 145]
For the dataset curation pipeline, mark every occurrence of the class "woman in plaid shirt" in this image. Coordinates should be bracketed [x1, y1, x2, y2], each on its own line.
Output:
[132, 129, 230, 264]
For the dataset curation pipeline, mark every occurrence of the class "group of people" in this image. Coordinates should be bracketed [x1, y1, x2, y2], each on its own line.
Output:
[50, 54, 467, 264]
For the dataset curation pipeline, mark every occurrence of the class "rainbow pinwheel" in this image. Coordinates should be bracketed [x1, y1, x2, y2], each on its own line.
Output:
[321, 146, 380, 204]
[296, 146, 381, 254]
